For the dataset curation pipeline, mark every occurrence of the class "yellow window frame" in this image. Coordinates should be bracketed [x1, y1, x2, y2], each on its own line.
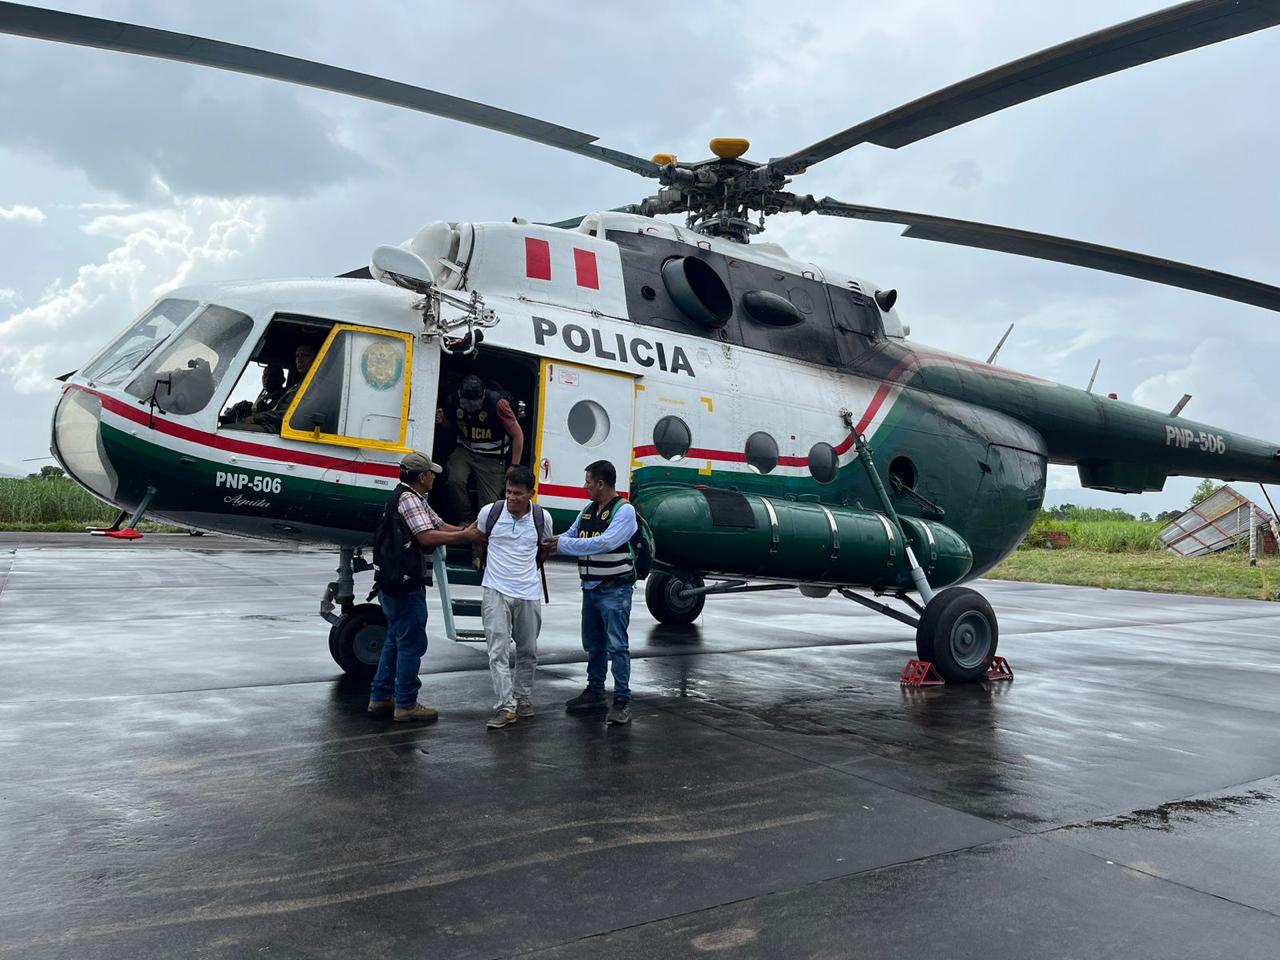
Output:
[280, 323, 414, 452]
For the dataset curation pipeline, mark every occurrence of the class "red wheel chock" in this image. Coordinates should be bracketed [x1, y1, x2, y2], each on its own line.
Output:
[100, 528, 143, 540]
[985, 656, 1014, 681]
[900, 657, 1014, 686]
[900, 659, 945, 686]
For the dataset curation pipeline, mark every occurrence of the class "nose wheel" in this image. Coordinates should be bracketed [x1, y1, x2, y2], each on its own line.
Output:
[914, 587, 999, 683]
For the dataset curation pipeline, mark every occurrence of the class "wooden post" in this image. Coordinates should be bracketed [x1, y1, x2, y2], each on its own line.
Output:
[1249, 504, 1258, 567]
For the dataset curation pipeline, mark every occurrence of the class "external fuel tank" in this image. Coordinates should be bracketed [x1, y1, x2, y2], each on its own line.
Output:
[634, 486, 973, 590]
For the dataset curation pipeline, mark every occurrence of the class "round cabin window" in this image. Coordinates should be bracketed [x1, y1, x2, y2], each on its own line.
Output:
[568, 400, 610, 447]
[808, 442, 838, 484]
[653, 415, 692, 461]
[745, 431, 779, 474]
[889, 455, 917, 491]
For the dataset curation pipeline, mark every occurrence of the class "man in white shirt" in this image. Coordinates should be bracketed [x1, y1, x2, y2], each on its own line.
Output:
[475, 465, 554, 730]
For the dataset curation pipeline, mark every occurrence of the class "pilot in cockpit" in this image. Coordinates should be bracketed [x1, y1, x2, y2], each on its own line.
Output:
[227, 343, 317, 433]
[219, 364, 286, 427]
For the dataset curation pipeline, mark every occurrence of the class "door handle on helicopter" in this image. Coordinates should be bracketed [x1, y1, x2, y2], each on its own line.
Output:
[540, 458, 551, 481]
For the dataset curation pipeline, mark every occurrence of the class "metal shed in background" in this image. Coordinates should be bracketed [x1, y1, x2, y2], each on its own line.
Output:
[1159, 486, 1278, 557]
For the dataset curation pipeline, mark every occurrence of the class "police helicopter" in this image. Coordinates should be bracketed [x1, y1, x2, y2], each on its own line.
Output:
[7, 0, 1280, 683]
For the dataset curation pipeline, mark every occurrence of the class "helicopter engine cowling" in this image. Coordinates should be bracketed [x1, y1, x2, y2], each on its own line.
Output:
[633, 486, 973, 592]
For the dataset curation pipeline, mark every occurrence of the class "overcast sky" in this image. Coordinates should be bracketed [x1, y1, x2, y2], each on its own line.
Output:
[2, 0, 1278, 515]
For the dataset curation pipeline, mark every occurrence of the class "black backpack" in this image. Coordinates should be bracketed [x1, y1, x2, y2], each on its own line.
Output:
[370, 485, 431, 598]
[631, 512, 655, 581]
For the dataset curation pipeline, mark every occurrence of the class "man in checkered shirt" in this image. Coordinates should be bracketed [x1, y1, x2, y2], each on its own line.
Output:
[369, 451, 480, 723]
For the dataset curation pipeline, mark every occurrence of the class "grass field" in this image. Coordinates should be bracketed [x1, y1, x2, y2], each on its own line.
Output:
[988, 548, 1280, 601]
[1023, 518, 1163, 552]
[0, 477, 179, 532]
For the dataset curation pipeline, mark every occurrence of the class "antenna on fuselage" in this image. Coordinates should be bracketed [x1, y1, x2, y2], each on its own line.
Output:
[1168, 394, 1192, 417]
[1085, 359, 1101, 393]
[986, 323, 1014, 364]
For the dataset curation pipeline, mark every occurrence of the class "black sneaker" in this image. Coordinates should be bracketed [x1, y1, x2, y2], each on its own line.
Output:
[606, 702, 632, 725]
[565, 688, 608, 712]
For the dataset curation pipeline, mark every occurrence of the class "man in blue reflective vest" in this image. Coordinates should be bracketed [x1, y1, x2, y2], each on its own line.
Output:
[547, 459, 638, 725]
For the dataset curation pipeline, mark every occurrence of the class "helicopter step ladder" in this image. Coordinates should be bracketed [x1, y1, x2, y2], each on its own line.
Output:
[432, 548, 487, 641]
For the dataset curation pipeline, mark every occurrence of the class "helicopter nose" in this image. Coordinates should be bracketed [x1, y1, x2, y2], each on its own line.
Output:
[51, 387, 119, 503]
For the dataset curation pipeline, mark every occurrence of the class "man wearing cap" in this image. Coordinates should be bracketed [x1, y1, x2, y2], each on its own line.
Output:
[369, 450, 481, 723]
[436, 374, 524, 523]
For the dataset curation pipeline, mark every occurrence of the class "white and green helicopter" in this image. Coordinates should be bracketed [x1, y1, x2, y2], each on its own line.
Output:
[10, 0, 1280, 682]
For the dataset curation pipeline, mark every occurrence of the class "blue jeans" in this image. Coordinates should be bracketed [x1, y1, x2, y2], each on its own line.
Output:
[582, 581, 634, 704]
[371, 588, 428, 708]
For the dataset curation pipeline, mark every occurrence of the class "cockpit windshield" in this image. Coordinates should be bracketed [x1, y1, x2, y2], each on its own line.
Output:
[81, 298, 200, 386]
[125, 304, 255, 415]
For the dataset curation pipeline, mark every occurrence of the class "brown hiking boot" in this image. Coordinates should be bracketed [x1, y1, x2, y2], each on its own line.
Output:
[394, 703, 440, 723]
[367, 699, 394, 716]
[486, 708, 518, 730]
[515, 697, 534, 718]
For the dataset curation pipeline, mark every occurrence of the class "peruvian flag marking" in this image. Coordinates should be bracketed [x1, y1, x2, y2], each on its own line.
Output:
[525, 237, 552, 280]
[573, 248, 599, 289]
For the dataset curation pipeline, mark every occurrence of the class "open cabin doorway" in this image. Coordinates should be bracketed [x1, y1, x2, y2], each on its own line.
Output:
[430, 344, 540, 525]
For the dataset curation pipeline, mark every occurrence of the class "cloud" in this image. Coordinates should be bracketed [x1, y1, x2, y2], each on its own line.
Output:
[1133, 339, 1280, 441]
[0, 204, 46, 224]
[1046, 464, 1081, 491]
[0, 34, 369, 200]
[0, 195, 265, 393]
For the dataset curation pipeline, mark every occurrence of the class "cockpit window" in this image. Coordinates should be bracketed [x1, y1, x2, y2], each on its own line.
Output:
[81, 298, 199, 386]
[125, 304, 255, 415]
[281, 324, 413, 450]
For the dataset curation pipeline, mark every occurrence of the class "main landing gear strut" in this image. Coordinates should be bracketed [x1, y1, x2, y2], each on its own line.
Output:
[845, 429, 1000, 683]
[839, 586, 999, 683]
[321, 547, 385, 679]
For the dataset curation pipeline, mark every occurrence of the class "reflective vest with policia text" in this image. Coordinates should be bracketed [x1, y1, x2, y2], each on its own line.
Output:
[575, 496, 641, 584]
[454, 387, 512, 457]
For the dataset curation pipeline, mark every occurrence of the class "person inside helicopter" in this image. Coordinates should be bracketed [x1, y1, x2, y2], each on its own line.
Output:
[228, 342, 318, 433]
[218, 364, 286, 427]
[436, 373, 524, 523]
[430, 348, 536, 525]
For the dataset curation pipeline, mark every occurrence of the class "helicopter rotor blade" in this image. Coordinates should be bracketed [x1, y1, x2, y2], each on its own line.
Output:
[810, 198, 1280, 313]
[771, 0, 1280, 176]
[0, 2, 660, 178]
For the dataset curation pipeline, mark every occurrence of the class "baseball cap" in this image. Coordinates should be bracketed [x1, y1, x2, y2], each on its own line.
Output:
[400, 451, 442, 475]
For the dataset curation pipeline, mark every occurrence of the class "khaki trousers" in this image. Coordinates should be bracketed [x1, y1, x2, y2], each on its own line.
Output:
[445, 445, 506, 523]
[482, 587, 541, 712]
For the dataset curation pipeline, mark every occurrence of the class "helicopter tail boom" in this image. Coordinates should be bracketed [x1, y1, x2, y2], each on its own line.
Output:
[1030, 385, 1279, 493]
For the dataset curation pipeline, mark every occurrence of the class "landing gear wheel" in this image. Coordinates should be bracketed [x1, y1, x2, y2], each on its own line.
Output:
[645, 571, 706, 624]
[329, 603, 387, 679]
[915, 587, 998, 683]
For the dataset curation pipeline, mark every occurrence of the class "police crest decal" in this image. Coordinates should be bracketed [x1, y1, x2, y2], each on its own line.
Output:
[361, 340, 403, 391]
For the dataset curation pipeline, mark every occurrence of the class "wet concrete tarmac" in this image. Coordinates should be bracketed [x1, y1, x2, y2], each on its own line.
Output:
[2, 535, 1280, 958]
